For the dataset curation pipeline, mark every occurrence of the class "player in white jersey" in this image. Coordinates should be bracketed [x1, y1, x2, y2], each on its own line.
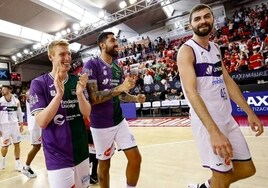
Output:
[0, 85, 24, 171]
[21, 89, 41, 178]
[177, 4, 264, 188]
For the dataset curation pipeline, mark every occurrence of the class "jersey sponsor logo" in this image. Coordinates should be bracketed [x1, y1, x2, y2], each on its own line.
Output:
[102, 78, 109, 85]
[216, 163, 223, 166]
[54, 114, 65, 126]
[30, 94, 39, 106]
[61, 99, 78, 109]
[217, 54, 221, 59]
[206, 65, 213, 75]
[71, 89, 76, 95]
[202, 54, 208, 62]
[50, 90, 56, 96]
[212, 77, 224, 85]
[48, 84, 54, 88]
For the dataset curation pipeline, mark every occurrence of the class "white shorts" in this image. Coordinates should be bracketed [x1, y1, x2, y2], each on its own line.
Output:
[88, 144, 96, 154]
[91, 118, 137, 160]
[191, 117, 251, 172]
[29, 127, 42, 145]
[0, 122, 22, 146]
[47, 158, 90, 188]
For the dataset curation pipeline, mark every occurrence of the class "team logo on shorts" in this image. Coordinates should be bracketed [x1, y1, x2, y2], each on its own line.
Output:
[3, 139, 9, 145]
[104, 145, 113, 157]
[224, 158, 231, 166]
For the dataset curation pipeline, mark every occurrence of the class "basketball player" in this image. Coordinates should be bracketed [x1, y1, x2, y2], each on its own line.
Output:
[30, 39, 91, 188]
[83, 32, 145, 188]
[0, 85, 24, 171]
[21, 89, 41, 178]
[177, 4, 264, 188]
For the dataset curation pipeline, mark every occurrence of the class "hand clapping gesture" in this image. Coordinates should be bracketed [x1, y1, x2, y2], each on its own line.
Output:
[76, 73, 88, 95]
[54, 68, 64, 96]
[136, 94, 146, 104]
[121, 77, 136, 92]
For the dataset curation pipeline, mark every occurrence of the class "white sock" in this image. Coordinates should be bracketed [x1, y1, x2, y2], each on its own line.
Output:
[24, 165, 30, 169]
[205, 180, 210, 188]
[126, 185, 135, 188]
[15, 159, 21, 165]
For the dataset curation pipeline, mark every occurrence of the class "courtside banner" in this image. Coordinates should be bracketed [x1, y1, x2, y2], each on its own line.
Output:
[231, 91, 268, 116]
[230, 69, 268, 81]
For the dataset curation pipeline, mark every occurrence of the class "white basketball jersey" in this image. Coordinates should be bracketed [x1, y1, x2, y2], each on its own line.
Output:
[182, 39, 232, 125]
[0, 95, 20, 123]
[26, 101, 37, 131]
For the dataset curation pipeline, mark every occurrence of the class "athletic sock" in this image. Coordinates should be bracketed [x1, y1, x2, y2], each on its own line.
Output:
[126, 185, 135, 188]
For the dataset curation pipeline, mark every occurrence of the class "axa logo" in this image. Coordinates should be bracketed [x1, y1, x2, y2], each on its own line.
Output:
[54, 114, 65, 126]
[247, 96, 268, 106]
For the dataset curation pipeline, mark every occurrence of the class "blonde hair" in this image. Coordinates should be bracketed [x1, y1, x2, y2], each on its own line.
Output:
[47, 39, 69, 56]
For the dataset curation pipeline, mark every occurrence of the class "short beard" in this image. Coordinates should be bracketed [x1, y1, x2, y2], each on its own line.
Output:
[106, 47, 118, 57]
[193, 24, 213, 37]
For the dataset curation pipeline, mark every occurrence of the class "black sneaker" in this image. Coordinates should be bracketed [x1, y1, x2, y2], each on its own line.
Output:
[90, 175, 98, 185]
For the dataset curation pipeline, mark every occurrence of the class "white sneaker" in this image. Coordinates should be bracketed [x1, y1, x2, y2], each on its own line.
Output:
[21, 166, 37, 178]
[0, 158, 5, 170]
[15, 161, 22, 172]
[188, 184, 200, 188]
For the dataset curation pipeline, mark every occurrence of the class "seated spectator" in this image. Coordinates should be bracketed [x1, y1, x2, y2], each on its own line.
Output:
[159, 88, 171, 101]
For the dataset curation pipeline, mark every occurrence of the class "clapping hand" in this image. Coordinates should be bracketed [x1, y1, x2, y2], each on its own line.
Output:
[121, 77, 136, 91]
[76, 73, 88, 95]
[54, 68, 64, 96]
[136, 94, 146, 103]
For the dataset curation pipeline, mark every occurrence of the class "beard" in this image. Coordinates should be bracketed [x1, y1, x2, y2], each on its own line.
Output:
[192, 22, 213, 37]
[105, 45, 118, 57]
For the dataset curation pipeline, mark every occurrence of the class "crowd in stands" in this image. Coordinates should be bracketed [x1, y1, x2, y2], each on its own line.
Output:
[2, 1, 268, 115]
[113, 1, 268, 98]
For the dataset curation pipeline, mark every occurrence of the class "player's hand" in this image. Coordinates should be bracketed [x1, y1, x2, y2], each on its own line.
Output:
[120, 77, 135, 91]
[136, 94, 146, 103]
[19, 123, 24, 133]
[54, 67, 64, 96]
[248, 114, 264, 136]
[210, 131, 233, 160]
[76, 73, 88, 96]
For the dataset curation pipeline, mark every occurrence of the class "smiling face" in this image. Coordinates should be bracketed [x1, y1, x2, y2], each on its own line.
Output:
[100, 34, 119, 57]
[190, 6, 214, 37]
[1, 86, 12, 96]
[48, 39, 72, 73]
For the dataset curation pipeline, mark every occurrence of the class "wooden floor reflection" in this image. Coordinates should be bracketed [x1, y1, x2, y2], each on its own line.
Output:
[0, 121, 267, 188]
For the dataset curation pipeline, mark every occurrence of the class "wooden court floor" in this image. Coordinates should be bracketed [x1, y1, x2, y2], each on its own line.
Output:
[0, 119, 267, 188]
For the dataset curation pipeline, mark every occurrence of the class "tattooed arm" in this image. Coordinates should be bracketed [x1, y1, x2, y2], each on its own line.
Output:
[87, 77, 136, 105]
[119, 92, 146, 103]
